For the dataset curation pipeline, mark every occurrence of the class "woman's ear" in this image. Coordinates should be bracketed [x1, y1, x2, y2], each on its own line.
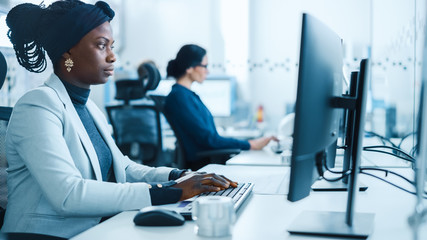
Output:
[62, 51, 71, 60]
[186, 67, 194, 75]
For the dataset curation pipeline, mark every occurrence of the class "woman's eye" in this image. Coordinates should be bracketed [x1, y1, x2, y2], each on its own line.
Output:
[98, 43, 106, 50]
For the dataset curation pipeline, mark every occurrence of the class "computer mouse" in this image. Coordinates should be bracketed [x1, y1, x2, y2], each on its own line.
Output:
[271, 141, 284, 154]
[133, 206, 185, 226]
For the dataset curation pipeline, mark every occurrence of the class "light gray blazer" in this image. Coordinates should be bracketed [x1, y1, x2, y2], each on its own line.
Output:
[1, 74, 174, 238]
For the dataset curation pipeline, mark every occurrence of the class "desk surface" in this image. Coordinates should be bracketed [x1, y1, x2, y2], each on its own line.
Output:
[72, 166, 427, 240]
[227, 136, 413, 168]
[226, 149, 291, 166]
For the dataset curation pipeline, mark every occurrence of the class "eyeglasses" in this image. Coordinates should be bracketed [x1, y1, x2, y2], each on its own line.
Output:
[195, 64, 208, 69]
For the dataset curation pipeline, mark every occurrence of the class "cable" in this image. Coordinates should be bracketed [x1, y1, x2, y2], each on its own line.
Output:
[397, 131, 416, 149]
[363, 148, 414, 163]
[318, 153, 351, 181]
[410, 145, 417, 157]
[320, 174, 351, 182]
[363, 145, 415, 162]
[360, 168, 427, 198]
[359, 171, 425, 197]
[364, 145, 414, 160]
[359, 167, 414, 185]
[321, 152, 351, 175]
[363, 148, 414, 162]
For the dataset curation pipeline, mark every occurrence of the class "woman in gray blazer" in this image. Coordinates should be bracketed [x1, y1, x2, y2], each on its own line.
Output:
[1, 1, 236, 238]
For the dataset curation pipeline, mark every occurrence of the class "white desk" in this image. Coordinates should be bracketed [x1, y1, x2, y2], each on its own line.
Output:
[226, 149, 290, 166]
[226, 136, 412, 169]
[72, 166, 427, 240]
[227, 150, 411, 168]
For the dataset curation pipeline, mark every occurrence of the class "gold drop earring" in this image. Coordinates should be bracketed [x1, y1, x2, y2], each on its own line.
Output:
[65, 58, 74, 72]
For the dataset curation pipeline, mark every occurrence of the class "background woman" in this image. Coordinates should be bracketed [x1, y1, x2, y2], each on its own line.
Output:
[164, 44, 277, 170]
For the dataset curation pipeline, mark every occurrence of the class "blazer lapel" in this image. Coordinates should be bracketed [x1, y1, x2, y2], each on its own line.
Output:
[86, 100, 126, 183]
[45, 75, 103, 181]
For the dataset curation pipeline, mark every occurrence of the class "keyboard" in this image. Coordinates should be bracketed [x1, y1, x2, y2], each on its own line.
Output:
[178, 182, 254, 220]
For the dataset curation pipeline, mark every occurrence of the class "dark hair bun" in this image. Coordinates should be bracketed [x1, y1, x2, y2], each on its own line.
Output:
[166, 44, 206, 79]
[7, 3, 47, 72]
[7, 3, 43, 43]
[166, 59, 177, 78]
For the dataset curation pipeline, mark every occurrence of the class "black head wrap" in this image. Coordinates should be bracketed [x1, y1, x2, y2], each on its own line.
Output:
[6, 0, 115, 73]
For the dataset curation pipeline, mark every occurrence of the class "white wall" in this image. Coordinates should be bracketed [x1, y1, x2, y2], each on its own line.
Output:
[111, 0, 375, 131]
[115, 0, 418, 135]
[117, 0, 224, 76]
[247, 0, 371, 130]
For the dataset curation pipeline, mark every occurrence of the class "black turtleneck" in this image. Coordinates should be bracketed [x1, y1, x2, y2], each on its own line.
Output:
[62, 80, 114, 182]
[61, 80, 183, 205]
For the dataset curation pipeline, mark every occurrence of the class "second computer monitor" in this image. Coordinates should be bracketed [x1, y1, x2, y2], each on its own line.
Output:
[150, 76, 236, 118]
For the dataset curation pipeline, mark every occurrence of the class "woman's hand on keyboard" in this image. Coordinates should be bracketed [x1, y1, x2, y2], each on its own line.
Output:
[174, 172, 237, 201]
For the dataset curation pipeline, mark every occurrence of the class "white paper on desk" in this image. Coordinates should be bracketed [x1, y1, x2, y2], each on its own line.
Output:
[200, 164, 290, 195]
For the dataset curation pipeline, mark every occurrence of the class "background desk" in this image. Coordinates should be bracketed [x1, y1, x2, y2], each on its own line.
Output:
[226, 149, 290, 166]
[71, 166, 426, 240]
[226, 136, 412, 168]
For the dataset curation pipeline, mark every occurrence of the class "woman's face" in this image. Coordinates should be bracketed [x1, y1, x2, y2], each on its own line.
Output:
[65, 21, 116, 88]
[189, 55, 208, 84]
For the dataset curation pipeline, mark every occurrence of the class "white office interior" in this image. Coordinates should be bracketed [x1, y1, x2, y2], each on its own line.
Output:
[1, 0, 422, 134]
[0, 0, 427, 239]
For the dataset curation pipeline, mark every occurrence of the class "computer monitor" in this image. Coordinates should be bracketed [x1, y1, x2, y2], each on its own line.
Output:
[410, 24, 427, 231]
[287, 13, 343, 202]
[287, 13, 374, 238]
[149, 76, 236, 117]
[311, 71, 368, 191]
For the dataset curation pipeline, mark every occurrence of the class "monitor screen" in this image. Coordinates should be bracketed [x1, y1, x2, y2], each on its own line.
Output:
[287, 13, 343, 202]
[149, 76, 235, 117]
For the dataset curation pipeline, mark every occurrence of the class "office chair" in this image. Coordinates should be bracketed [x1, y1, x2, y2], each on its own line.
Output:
[0, 50, 11, 230]
[150, 94, 241, 170]
[106, 62, 165, 166]
[0, 52, 66, 239]
[0, 108, 11, 230]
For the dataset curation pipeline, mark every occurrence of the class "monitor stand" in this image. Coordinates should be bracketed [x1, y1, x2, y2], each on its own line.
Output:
[311, 178, 368, 191]
[287, 211, 375, 238]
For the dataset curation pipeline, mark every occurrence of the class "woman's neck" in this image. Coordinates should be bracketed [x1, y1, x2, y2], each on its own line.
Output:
[176, 76, 193, 89]
[60, 77, 91, 106]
